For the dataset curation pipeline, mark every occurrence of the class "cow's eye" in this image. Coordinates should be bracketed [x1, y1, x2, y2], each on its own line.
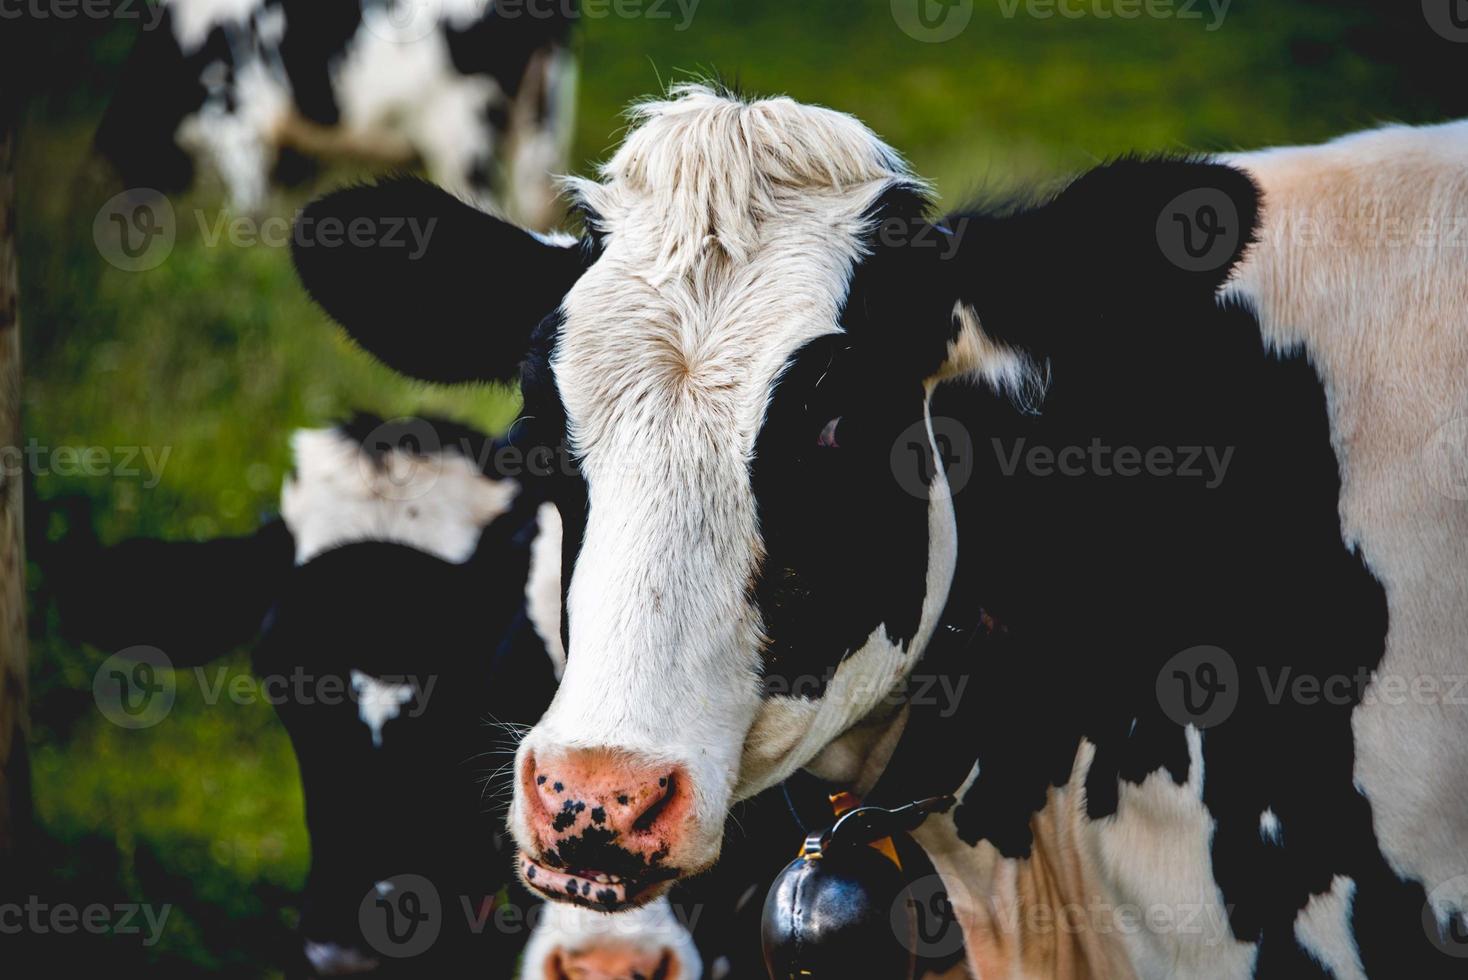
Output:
[817, 416, 841, 449]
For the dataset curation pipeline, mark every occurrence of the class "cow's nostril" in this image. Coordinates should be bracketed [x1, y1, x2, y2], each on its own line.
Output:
[631, 772, 676, 833]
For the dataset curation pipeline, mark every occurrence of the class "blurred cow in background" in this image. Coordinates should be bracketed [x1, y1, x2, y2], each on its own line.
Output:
[55, 414, 838, 978]
[526, 899, 702, 980]
[58, 415, 573, 975]
[96, 0, 577, 227]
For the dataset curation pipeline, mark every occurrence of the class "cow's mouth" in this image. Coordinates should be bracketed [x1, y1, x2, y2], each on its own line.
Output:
[518, 851, 673, 911]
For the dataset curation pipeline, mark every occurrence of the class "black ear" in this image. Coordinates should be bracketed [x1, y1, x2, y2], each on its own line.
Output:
[58, 520, 296, 666]
[939, 158, 1260, 359]
[1043, 158, 1259, 299]
[292, 178, 589, 383]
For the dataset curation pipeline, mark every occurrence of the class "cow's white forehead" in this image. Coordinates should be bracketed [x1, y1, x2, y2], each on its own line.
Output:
[557, 85, 923, 465]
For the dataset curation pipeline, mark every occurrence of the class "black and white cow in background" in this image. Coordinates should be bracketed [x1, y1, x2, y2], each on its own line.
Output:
[291, 86, 1468, 978]
[59, 415, 708, 977]
[96, 0, 577, 225]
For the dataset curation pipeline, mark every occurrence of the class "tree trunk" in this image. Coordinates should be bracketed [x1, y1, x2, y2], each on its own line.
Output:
[0, 76, 28, 864]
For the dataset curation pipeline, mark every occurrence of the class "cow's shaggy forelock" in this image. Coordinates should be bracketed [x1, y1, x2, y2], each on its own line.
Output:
[566, 84, 924, 276]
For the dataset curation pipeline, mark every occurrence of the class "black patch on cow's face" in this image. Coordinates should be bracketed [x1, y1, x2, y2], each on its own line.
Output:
[749, 187, 951, 699]
[515, 308, 588, 655]
[750, 334, 933, 698]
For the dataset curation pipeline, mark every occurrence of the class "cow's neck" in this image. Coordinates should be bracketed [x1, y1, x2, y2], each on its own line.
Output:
[805, 593, 1146, 978]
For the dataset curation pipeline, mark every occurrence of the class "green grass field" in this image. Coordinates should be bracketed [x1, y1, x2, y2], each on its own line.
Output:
[16, 1, 1458, 973]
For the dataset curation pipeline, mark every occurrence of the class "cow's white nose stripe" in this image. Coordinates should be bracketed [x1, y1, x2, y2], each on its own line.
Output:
[350, 670, 413, 748]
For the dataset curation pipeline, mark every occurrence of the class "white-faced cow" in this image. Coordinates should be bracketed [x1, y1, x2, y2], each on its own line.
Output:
[96, 0, 577, 225]
[291, 86, 1468, 978]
